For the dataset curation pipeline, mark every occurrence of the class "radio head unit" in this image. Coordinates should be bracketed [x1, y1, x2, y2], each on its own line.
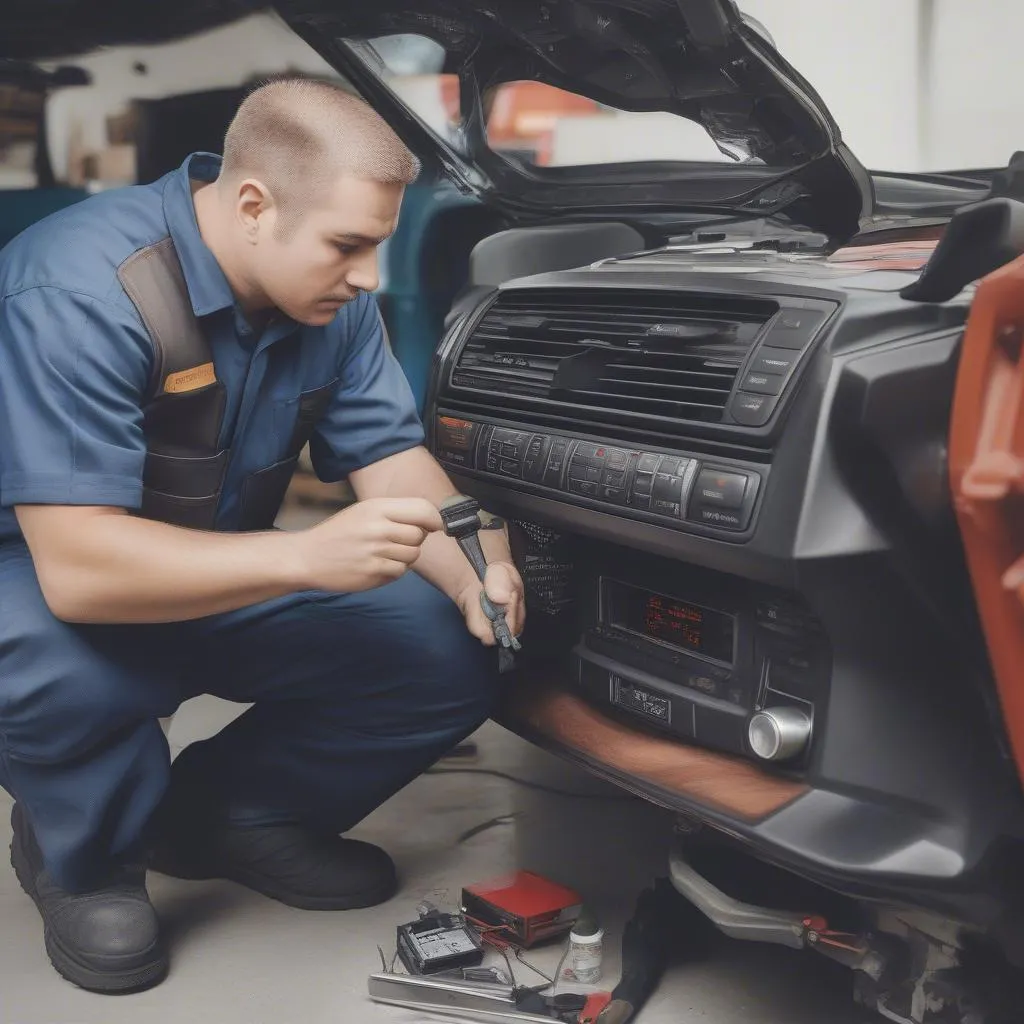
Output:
[575, 558, 829, 768]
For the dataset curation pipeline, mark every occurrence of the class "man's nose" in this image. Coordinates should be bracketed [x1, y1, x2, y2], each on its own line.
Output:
[346, 250, 379, 294]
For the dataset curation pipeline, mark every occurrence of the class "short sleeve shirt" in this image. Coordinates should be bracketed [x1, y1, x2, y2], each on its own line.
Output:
[0, 153, 424, 542]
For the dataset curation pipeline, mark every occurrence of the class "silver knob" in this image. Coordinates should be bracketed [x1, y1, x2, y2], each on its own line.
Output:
[748, 707, 812, 762]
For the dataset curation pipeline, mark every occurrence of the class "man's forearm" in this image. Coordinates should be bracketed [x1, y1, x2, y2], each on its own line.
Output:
[350, 446, 513, 601]
[17, 506, 305, 624]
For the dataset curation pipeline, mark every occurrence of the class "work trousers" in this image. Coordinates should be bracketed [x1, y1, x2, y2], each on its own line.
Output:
[0, 542, 499, 892]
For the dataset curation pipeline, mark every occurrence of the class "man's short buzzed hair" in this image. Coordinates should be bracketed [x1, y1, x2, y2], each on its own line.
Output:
[219, 76, 421, 229]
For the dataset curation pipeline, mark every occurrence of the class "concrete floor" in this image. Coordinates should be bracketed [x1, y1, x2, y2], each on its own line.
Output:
[0, 694, 874, 1024]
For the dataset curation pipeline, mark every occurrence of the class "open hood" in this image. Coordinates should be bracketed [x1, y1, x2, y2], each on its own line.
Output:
[276, 0, 874, 239]
[3, 0, 874, 239]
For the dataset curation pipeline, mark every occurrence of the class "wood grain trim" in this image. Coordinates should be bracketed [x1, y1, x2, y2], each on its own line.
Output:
[504, 683, 808, 821]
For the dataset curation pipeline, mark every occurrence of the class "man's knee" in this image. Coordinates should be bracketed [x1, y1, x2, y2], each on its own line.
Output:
[345, 573, 500, 734]
[398, 577, 500, 721]
[0, 590, 177, 763]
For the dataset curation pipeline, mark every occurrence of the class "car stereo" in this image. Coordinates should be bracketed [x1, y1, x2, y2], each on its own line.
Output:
[574, 566, 830, 766]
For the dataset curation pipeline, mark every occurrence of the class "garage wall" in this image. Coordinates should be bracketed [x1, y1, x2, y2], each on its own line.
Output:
[738, 0, 923, 171]
[924, 0, 1024, 170]
[43, 12, 336, 182]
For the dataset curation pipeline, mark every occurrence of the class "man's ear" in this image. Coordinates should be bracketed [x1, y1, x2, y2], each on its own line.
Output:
[235, 178, 274, 243]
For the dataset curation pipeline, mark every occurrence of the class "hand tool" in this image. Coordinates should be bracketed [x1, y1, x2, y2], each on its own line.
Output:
[440, 494, 521, 672]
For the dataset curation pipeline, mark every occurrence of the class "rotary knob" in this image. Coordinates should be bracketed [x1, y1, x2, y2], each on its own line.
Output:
[748, 707, 812, 762]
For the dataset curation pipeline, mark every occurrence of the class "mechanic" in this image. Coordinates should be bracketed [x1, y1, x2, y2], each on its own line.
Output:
[0, 77, 524, 994]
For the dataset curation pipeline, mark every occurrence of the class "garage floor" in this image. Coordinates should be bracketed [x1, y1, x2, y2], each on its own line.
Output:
[0, 694, 872, 1024]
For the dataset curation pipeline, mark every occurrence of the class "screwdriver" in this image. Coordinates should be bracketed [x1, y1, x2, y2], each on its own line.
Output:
[439, 494, 521, 672]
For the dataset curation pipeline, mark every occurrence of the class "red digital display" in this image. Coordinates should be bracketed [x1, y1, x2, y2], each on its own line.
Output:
[610, 583, 734, 664]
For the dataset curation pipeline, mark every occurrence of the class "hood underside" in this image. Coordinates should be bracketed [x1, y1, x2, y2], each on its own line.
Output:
[4, 0, 873, 238]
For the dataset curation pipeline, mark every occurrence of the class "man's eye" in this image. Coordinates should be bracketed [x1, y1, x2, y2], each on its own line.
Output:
[336, 244, 357, 256]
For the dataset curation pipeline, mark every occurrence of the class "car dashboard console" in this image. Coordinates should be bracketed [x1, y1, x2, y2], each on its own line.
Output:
[424, 249, 1024, 916]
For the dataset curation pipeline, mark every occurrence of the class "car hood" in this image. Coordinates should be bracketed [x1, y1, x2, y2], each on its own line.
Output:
[3, 0, 873, 239]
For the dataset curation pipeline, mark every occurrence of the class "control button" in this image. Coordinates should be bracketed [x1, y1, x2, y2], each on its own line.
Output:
[543, 445, 567, 486]
[568, 459, 587, 481]
[570, 479, 600, 497]
[601, 485, 628, 504]
[692, 506, 746, 529]
[652, 473, 684, 502]
[523, 435, 549, 482]
[760, 309, 829, 350]
[748, 707, 812, 762]
[739, 371, 785, 396]
[586, 466, 602, 482]
[751, 347, 798, 376]
[633, 473, 653, 496]
[576, 442, 598, 459]
[695, 469, 747, 508]
[484, 435, 500, 471]
[756, 602, 809, 633]
[604, 469, 627, 487]
[606, 448, 629, 470]
[637, 453, 662, 473]
[730, 392, 778, 426]
[653, 499, 682, 517]
[498, 458, 521, 477]
[659, 456, 682, 476]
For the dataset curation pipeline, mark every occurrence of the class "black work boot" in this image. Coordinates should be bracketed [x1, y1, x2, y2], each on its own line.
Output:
[10, 803, 167, 993]
[150, 797, 398, 911]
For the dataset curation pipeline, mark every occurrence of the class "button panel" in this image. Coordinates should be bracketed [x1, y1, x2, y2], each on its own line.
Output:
[726, 299, 836, 427]
[433, 417, 763, 536]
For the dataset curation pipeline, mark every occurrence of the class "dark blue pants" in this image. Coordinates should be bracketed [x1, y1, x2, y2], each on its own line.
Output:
[0, 543, 499, 892]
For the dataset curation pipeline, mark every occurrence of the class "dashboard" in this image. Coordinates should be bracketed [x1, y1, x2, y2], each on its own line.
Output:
[423, 239, 1024, 907]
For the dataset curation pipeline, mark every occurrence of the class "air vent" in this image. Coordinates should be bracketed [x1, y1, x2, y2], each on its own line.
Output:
[450, 288, 775, 427]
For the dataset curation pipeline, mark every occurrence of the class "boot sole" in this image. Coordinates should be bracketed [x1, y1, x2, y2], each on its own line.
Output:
[11, 814, 169, 994]
[151, 852, 398, 911]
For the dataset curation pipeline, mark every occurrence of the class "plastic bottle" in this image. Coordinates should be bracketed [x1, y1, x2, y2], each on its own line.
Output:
[568, 907, 604, 984]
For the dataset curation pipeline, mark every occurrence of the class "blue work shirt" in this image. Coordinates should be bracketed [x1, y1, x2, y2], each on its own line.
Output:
[0, 153, 424, 543]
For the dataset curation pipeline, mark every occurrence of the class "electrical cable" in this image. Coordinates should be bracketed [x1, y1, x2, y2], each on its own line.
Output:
[549, 938, 571, 995]
[457, 813, 520, 844]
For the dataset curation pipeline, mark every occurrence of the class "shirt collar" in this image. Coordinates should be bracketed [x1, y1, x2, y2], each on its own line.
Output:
[163, 152, 238, 318]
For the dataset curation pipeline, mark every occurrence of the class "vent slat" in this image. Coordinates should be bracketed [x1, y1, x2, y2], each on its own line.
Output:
[596, 376, 734, 396]
[452, 287, 774, 426]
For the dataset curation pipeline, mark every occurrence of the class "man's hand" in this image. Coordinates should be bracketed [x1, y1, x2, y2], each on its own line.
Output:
[295, 497, 443, 592]
[455, 560, 526, 647]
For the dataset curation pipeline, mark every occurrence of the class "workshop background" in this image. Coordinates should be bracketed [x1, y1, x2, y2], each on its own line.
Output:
[0, 2, 1018, 1022]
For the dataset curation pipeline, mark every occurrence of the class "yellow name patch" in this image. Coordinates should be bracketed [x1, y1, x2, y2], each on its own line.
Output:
[164, 362, 216, 394]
